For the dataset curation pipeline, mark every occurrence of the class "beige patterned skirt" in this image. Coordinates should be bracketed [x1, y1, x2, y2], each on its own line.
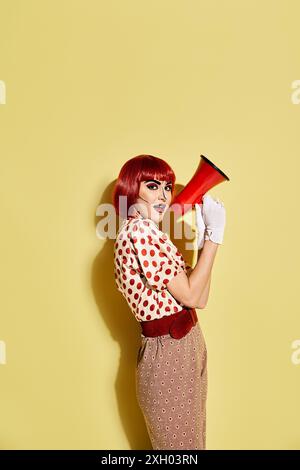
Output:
[135, 321, 208, 450]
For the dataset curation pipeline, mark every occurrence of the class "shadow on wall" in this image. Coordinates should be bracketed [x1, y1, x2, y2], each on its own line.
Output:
[92, 181, 194, 450]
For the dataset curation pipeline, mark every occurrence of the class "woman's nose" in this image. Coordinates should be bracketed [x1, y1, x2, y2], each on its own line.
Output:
[160, 186, 167, 201]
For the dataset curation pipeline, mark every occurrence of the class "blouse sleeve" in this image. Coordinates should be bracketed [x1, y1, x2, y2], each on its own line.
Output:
[129, 219, 185, 291]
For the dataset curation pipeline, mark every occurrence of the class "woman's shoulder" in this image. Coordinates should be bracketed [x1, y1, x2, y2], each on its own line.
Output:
[132, 219, 184, 259]
[130, 217, 171, 243]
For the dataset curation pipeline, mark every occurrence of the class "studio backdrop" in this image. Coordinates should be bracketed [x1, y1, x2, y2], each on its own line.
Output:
[0, 0, 299, 449]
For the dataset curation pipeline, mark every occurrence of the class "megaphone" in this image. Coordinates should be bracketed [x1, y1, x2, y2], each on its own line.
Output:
[170, 155, 230, 216]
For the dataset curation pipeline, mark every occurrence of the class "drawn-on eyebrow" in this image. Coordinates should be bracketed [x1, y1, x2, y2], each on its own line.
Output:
[144, 179, 172, 185]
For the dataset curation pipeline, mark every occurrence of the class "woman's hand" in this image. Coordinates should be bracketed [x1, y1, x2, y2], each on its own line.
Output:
[202, 194, 226, 245]
[194, 203, 206, 249]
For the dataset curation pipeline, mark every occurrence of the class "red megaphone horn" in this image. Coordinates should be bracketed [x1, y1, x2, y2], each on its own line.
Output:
[170, 155, 230, 216]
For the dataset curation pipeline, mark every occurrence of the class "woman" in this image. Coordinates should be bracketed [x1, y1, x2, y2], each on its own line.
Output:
[112, 154, 226, 450]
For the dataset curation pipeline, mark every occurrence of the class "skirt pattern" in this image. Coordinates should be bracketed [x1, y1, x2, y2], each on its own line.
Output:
[135, 322, 208, 450]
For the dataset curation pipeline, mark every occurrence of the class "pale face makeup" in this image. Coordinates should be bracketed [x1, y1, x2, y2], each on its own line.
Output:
[132, 179, 173, 224]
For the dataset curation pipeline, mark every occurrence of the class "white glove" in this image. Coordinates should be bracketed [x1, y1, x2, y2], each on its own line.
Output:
[202, 194, 226, 245]
[194, 203, 205, 249]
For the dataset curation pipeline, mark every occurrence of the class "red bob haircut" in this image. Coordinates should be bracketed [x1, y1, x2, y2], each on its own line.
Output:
[112, 154, 176, 218]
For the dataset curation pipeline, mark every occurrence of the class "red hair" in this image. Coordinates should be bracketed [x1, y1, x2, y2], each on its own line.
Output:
[112, 154, 176, 218]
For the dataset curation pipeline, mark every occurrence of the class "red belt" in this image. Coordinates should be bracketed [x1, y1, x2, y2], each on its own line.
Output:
[140, 307, 198, 340]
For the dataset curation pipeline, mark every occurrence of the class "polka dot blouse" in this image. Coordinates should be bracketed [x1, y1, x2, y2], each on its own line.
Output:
[113, 214, 188, 322]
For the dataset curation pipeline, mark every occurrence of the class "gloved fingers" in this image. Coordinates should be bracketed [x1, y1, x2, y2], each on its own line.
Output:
[194, 203, 205, 235]
[194, 203, 204, 216]
[203, 194, 224, 207]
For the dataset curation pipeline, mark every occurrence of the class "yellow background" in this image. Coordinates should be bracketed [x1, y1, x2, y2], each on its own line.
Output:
[1, 0, 300, 449]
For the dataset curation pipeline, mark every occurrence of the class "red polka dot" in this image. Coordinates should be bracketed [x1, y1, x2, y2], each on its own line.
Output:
[136, 283, 142, 289]
[150, 304, 155, 311]
[147, 289, 152, 296]
[143, 260, 149, 267]
[150, 249, 156, 256]
[165, 268, 171, 275]
[130, 269, 135, 275]
[141, 248, 147, 256]
[146, 314, 152, 320]
[129, 279, 135, 285]
[154, 275, 160, 282]
[143, 300, 149, 307]
[146, 272, 152, 278]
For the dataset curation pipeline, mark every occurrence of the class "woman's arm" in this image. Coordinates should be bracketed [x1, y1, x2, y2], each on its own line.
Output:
[196, 272, 211, 308]
[194, 248, 212, 308]
[167, 239, 218, 309]
[185, 251, 211, 308]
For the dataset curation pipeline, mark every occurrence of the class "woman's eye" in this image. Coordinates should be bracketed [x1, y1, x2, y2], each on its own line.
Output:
[146, 184, 172, 191]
